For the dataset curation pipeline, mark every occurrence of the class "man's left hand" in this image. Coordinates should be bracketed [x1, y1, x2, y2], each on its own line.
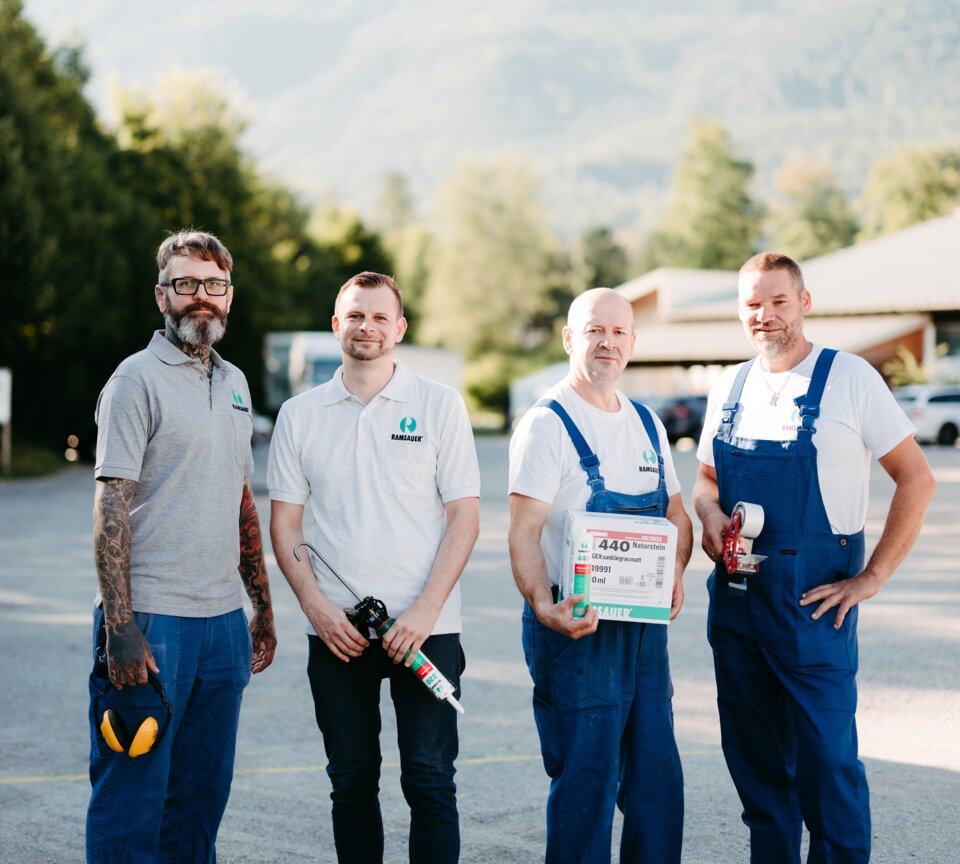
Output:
[670, 575, 685, 621]
[382, 602, 438, 667]
[249, 610, 278, 673]
[799, 570, 882, 629]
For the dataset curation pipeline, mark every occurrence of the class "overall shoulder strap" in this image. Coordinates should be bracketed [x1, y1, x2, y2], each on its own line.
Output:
[719, 359, 756, 435]
[630, 400, 666, 487]
[629, 400, 661, 461]
[534, 399, 604, 490]
[794, 348, 837, 436]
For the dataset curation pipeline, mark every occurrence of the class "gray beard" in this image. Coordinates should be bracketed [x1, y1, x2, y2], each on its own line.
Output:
[164, 310, 226, 351]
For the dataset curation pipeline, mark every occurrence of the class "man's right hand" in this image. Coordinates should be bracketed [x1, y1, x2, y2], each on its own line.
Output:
[534, 594, 599, 639]
[106, 619, 159, 689]
[693, 463, 729, 564]
[309, 599, 370, 662]
[699, 506, 730, 563]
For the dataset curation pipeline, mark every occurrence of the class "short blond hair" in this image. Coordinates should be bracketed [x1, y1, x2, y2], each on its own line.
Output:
[740, 252, 804, 294]
[335, 272, 403, 316]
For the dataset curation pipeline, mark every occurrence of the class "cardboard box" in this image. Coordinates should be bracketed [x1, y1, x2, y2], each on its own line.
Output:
[560, 510, 677, 624]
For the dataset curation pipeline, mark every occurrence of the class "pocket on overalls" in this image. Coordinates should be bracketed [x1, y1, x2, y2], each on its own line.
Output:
[543, 627, 619, 712]
[782, 552, 854, 673]
[706, 567, 751, 651]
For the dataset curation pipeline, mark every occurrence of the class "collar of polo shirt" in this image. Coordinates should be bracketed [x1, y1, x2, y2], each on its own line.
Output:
[322, 361, 416, 406]
[148, 330, 224, 368]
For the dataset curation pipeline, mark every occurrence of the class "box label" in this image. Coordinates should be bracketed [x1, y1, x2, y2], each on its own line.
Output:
[561, 511, 677, 625]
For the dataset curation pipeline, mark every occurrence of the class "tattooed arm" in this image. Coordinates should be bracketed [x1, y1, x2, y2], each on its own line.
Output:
[239, 478, 277, 673]
[93, 477, 158, 689]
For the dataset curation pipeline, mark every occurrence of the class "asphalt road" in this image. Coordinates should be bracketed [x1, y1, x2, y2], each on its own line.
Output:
[1, 437, 958, 863]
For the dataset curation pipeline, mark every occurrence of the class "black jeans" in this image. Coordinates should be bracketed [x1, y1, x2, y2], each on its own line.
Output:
[307, 633, 464, 864]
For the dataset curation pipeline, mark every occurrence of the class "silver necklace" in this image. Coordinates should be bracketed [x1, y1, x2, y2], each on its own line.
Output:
[759, 370, 791, 406]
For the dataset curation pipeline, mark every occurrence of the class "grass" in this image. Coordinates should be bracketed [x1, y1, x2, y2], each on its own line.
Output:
[0, 441, 72, 480]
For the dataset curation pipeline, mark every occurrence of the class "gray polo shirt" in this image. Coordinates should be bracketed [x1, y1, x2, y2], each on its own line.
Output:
[94, 331, 254, 616]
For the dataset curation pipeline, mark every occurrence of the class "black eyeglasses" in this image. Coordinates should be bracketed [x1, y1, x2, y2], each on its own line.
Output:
[160, 277, 231, 296]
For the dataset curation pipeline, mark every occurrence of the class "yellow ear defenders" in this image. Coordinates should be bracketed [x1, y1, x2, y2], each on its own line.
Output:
[95, 673, 173, 758]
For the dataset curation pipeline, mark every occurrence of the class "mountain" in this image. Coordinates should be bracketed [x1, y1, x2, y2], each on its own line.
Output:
[21, 0, 960, 235]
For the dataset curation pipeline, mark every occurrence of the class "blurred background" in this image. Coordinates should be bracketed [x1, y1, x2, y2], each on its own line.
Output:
[2, 0, 960, 471]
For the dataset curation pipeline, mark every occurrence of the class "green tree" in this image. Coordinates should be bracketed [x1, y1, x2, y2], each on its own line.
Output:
[371, 173, 432, 338]
[577, 225, 630, 290]
[767, 157, 858, 260]
[374, 171, 415, 234]
[858, 144, 960, 241]
[420, 159, 567, 417]
[308, 202, 394, 315]
[0, 0, 154, 452]
[113, 75, 392, 407]
[650, 116, 762, 270]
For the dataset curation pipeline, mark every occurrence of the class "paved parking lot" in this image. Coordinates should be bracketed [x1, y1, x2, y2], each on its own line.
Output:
[1, 437, 958, 862]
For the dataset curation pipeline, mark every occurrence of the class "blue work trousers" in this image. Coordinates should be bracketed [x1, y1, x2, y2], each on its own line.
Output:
[522, 609, 684, 864]
[307, 632, 463, 864]
[86, 606, 252, 864]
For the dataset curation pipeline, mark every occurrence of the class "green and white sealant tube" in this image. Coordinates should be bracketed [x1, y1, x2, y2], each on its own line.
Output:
[571, 537, 592, 618]
[376, 618, 465, 714]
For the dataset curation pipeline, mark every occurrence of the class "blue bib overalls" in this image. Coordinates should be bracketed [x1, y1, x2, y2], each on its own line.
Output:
[708, 349, 871, 864]
[521, 398, 684, 864]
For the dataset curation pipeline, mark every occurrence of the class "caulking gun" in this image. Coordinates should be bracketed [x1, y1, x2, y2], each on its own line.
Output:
[293, 542, 465, 714]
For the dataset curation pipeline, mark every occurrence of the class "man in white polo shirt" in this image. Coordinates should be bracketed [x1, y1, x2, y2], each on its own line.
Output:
[268, 272, 480, 864]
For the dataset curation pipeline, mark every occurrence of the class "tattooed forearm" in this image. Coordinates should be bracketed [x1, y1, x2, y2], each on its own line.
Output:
[94, 478, 137, 627]
[239, 479, 272, 614]
[240, 479, 277, 673]
[94, 477, 153, 686]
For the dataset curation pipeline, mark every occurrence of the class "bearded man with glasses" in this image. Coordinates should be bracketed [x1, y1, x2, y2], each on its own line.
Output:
[86, 230, 277, 863]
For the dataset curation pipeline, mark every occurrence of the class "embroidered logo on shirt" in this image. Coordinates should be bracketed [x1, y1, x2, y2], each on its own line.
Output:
[231, 388, 250, 413]
[392, 416, 422, 442]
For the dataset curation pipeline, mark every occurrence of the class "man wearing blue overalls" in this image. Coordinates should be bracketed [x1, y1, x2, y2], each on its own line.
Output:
[509, 288, 693, 863]
[694, 252, 936, 863]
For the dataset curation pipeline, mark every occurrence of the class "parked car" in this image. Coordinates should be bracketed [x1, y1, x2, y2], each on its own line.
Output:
[893, 384, 960, 445]
[659, 396, 708, 442]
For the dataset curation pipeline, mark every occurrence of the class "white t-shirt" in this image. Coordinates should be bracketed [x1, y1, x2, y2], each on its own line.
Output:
[509, 380, 681, 587]
[697, 345, 915, 534]
[267, 362, 481, 635]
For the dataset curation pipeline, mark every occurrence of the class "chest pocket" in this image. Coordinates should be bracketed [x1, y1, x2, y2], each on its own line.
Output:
[231, 410, 253, 467]
[380, 443, 438, 499]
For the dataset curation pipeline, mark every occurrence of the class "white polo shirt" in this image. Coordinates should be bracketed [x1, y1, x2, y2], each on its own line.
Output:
[267, 362, 480, 635]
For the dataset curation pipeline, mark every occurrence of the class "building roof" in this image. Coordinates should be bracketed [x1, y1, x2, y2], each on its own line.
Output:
[631, 314, 929, 364]
[801, 209, 960, 315]
[618, 267, 737, 314]
[618, 210, 960, 322]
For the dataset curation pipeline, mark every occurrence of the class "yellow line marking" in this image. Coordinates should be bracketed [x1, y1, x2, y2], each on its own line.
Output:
[0, 772, 87, 785]
[0, 749, 720, 786]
